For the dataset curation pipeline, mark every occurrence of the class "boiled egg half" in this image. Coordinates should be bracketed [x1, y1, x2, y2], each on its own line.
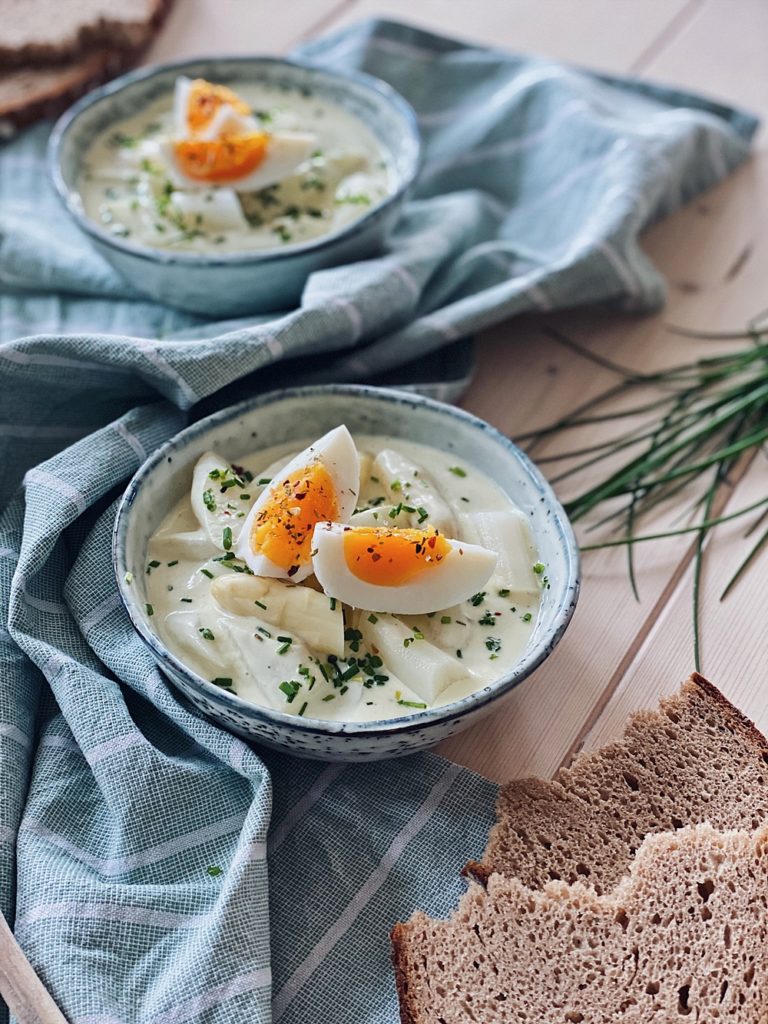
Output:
[164, 76, 317, 191]
[311, 522, 498, 614]
[235, 426, 359, 583]
[174, 76, 256, 139]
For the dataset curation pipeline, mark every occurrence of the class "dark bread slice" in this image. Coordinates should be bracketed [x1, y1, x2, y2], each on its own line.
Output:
[0, 0, 174, 132]
[0, 49, 135, 134]
[0, 0, 171, 67]
[393, 823, 768, 1024]
[467, 673, 768, 893]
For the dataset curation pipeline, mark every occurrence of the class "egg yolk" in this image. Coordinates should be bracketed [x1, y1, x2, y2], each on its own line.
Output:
[172, 133, 269, 183]
[343, 526, 451, 586]
[186, 79, 251, 135]
[251, 463, 339, 576]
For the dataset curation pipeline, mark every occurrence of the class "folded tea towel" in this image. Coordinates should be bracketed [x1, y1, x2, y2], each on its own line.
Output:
[0, 18, 758, 1024]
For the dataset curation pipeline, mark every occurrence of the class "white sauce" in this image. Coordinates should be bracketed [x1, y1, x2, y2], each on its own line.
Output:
[144, 435, 543, 723]
[79, 82, 392, 253]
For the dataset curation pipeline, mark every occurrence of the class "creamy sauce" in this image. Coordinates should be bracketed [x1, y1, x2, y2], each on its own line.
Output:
[143, 436, 543, 723]
[78, 82, 392, 253]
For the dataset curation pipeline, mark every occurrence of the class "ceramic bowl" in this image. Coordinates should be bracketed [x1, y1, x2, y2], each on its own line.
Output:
[113, 385, 580, 761]
[48, 57, 421, 316]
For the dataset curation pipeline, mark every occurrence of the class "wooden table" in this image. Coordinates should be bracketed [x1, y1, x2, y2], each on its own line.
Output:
[148, 0, 768, 781]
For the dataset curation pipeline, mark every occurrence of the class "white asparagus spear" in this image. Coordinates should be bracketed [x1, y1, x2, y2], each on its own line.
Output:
[211, 574, 344, 657]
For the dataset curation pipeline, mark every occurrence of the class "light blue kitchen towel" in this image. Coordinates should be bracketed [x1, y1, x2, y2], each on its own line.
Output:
[0, 17, 759, 1024]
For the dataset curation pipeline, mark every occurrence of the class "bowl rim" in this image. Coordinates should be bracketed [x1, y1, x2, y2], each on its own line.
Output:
[112, 384, 580, 738]
[47, 54, 423, 268]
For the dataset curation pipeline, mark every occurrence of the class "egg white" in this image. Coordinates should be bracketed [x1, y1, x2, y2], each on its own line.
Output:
[159, 131, 317, 192]
[235, 425, 360, 583]
[311, 522, 498, 614]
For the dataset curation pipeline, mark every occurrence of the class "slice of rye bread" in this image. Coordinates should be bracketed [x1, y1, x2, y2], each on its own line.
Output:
[466, 673, 768, 894]
[0, 0, 174, 133]
[0, 0, 171, 67]
[392, 822, 768, 1024]
[0, 49, 136, 135]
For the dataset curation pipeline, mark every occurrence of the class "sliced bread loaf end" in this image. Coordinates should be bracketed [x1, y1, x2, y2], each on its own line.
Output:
[467, 673, 768, 893]
[0, 0, 172, 66]
[394, 822, 768, 1024]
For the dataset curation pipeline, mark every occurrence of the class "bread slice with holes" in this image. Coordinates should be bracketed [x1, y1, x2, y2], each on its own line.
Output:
[393, 823, 768, 1024]
[467, 673, 768, 894]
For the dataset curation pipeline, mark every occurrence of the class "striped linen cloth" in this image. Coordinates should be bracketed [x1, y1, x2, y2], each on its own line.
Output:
[0, 18, 758, 1024]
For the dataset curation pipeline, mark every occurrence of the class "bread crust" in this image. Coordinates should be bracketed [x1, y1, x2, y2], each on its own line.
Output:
[686, 671, 768, 756]
[391, 923, 419, 1024]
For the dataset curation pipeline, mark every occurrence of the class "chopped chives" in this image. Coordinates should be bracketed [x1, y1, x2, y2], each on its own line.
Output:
[368, 613, 378, 623]
[180, 598, 193, 603]
[254, 599, 267, 610]
[167, 560, 179, 567]
[522, 612, 533, 623]
[498, 588, 510, 597]
[449, 466, 467, 477]
[322, 694, 336, 702]
[279, 680, 301, 702]
[470, 592, 486, 606]
[298, 701, 308, 717]
[456, 649, 463, 659]
[330, 597, 337, 611]
[222, 526, 232, 550]
[200, 568, 214, 579]
[397, 699, 427, 709]
[441, 615, 452, 624]
[257, 626, 272, 637]
[533, 562, 546, 575]
[203, 489, 216, 511]
[211, 677, 233, 688]
[416, 507, 429, 524]
[199, 628, 215, 641]
[240, 493, 250, 500]
[258, 477, 271, 485]
[145, 603, 154, 616]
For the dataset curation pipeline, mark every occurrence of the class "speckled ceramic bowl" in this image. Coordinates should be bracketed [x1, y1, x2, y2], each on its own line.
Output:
[48, 57, 421, 316]
[113, 385, 580, 761]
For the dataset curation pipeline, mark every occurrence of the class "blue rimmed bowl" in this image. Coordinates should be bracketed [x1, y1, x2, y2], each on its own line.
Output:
[113, 385, 580, 761]
[48, 56, 421, 316]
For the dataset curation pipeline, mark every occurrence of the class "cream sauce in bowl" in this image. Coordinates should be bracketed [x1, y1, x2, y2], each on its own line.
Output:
[78, 77, 393, 254]
[143, 431, 544, 724]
